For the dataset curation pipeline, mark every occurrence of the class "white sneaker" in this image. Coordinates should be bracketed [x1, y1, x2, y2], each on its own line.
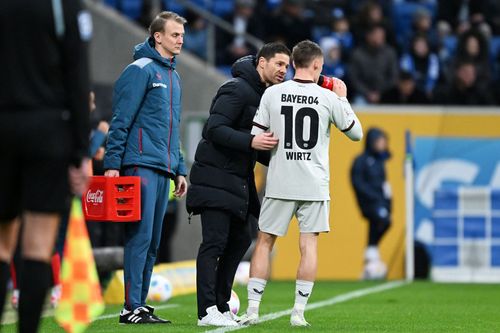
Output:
[198, 305, 238, 327]
[50, 284, 62, 308]
[238, 312, 259, 325]
[223, 310, 240, 322]
[11, 289, 19, 309]
[290, 311, 310, 327]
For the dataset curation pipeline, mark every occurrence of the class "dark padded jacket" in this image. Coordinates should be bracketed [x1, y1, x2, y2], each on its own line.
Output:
[351, 128, 391, 219]
[186, 56, 269, 221]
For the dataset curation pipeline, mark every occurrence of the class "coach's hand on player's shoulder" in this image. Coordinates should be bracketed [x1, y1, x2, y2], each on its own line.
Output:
[251, 132, 279, 151]
[332, 78, 347, 98]
[105, 169, 120, 177]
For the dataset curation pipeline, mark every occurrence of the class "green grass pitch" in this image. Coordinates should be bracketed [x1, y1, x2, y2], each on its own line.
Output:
[2, 281, 500, 332]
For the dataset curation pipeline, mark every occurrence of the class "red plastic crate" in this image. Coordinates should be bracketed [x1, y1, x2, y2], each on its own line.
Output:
[82, 176, 141, 222]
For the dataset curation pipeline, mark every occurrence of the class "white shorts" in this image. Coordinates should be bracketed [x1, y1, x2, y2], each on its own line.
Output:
[258, 197, 330, 236]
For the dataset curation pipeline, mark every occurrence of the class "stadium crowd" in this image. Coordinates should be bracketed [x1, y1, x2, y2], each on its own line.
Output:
[103, 0, 500, 105]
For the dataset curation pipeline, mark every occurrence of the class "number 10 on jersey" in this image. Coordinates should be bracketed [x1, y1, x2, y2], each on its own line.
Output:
[281, 106, 319, 150]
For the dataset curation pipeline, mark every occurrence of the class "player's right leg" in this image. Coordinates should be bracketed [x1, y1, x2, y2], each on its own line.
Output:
[291, 200, 330, 326]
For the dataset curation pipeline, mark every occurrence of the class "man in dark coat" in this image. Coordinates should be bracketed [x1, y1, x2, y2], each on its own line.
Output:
[187, 42, 291, 327]
[351, 127, 391, 279]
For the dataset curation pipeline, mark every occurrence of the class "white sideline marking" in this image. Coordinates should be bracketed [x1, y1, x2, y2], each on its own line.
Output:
[1, 303, 179, 325]
[205, 281, 408, 333]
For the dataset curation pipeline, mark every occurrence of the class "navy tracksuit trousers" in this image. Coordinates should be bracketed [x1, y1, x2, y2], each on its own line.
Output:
[122, 166, 170, 310]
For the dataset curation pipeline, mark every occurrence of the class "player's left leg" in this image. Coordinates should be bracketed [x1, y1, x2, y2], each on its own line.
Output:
[240, 198, 293, 325]
[291, 232, 318, 326]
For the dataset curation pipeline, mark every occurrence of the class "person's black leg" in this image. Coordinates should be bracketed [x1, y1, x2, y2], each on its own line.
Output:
[369, 218, 391, 246]
[196, 209, 231, 318]
[18, 259, 52, 333]
[0, 260, 9, 323]
[215, 217, 252, 313]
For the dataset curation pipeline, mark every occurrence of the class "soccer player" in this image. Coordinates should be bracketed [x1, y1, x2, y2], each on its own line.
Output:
[239, 40, 363, 327]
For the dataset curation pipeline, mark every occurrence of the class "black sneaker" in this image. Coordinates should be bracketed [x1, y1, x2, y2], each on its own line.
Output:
[143, 305, 172, 324]
[119, 306, 158, 324]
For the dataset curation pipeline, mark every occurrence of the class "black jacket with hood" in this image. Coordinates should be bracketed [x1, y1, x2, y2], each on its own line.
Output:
[186, 56, 269, 221]
[351, 128, 391, 219]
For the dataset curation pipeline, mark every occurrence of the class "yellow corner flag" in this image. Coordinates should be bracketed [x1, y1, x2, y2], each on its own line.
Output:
[55, 198, 105, 333]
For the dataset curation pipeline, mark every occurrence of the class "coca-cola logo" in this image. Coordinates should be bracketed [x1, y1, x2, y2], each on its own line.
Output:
[86, 189, 104, 204]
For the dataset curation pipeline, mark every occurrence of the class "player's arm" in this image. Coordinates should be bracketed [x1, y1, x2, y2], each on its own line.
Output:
[328, 79, 363, 141]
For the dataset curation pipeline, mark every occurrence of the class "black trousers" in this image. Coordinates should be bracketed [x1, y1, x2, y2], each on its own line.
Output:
[196, 209, 252, 318]
[368, 217, 391, 246]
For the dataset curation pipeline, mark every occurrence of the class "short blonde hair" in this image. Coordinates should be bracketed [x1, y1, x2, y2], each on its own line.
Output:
[149, 11, 187, 38]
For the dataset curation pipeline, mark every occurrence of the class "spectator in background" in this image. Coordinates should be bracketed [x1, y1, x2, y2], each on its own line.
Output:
[0, 0, 90, 332]
[351, 0, 397, 48]
[381, 71, 430, 104]
[351, 128, 392, 280]
[183, 9, 208, 60]
[216, 0, 264, 66]
[453, 29, 491, 85]
[265, 0, 313, 50]
[437, 0, 489, 34]
[330, 9, 354, 54]
[406, 8, 438, 52]
[400, 34, 440, 98]
[319, 37, 346, 79]
[435, 61, 495, 105]
[349, 24, 398, 104]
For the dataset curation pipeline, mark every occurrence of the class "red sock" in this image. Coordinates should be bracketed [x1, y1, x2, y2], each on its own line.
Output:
[51, 253, 61, 285]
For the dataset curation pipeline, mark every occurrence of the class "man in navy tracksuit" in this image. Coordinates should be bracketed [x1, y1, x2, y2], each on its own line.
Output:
[351, 127, 391, 278]
[104, 11, 188, 324]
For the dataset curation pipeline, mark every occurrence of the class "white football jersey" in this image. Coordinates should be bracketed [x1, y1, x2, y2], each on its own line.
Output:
[252, 79, 360, 201]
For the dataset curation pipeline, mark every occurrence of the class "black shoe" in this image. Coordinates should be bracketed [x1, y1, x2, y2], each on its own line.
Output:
[119, 306, 158, 324]
[143, 305, 172, 324]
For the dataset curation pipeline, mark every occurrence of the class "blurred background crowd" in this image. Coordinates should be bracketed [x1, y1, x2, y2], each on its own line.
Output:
[102, 0, 500, 105]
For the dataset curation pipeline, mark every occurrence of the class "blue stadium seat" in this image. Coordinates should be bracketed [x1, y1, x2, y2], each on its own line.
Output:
[103, 0, 119, 8]
[163, 0, 210, 15]
[266, 0, 281, 10]
[120, 0, 143, 20]
[217, 65, 233, 77]
[212, 0, 234, 17]
[490, 36, 500, 61]
[392, 2, 436, 47]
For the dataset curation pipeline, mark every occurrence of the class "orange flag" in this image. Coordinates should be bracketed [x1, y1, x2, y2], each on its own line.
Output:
[55, 198, 105, 333]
